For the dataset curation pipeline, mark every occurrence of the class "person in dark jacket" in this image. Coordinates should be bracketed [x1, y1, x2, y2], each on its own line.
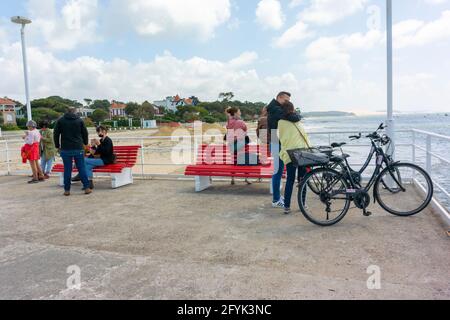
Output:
[267, 92, 302, 208]
[53, 107, 92, 196]
[82, 126, 114, 189]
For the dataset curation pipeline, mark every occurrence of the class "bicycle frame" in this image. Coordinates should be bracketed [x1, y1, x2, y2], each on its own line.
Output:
[328, 138, 397, 197]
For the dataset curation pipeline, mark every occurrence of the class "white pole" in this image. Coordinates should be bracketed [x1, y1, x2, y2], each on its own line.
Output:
[386, 0, 395, 157]
[20, 24, 32, 122]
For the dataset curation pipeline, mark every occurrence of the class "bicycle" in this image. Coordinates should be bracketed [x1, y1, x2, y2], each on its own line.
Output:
[298, 123, 434, 227]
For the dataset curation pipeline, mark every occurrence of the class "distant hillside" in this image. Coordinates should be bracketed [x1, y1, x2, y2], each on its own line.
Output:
[302, 111, 356, 118]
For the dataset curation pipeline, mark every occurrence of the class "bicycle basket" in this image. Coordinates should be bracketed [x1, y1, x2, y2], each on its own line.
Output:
[287, 148, 330, 167]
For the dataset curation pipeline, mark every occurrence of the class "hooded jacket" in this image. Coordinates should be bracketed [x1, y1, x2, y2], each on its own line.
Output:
[267, 99, 302, 131]
[53, 112, 89, 151]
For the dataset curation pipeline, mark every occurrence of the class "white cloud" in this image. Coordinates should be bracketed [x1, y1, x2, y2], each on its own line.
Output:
[0, 41, 296, 104]
[26, 0, 100, 50]
[289, 0, 304, 8]
[393, 10, 450, 48]
[424, 0, 448, 5]
[299, 0, 368, 26]
[298, 30, 385, 110]
[256, 0, 285, 30]
[108, 0, 231, 41]
[273, 21, 313, 48]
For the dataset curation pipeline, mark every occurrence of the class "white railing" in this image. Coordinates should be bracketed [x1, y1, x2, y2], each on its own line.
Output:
[411, 129, 450, 225]
[1, 129, 449, 223]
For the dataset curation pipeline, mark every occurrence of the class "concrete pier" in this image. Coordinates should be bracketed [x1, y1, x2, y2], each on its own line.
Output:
[0, 176, 449, 299]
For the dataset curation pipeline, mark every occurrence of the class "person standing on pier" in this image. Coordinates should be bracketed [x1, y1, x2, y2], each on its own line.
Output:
[53, 107, 92, 196]
[267, 92, 302, 209]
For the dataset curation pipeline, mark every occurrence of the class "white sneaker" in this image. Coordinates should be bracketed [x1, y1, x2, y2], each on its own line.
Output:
[272, 199, 285, 208]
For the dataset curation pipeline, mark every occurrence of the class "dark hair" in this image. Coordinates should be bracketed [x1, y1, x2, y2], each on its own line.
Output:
[96, 125, 108, 133]
[281, 101, 295, 116]
[277, 91, 292, 99]
[39, 120, 49, 128]
[226, 106, 239, 117]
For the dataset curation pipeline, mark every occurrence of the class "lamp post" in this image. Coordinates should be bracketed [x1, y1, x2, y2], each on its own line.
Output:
[386, 0, 395, 157]
[11, 16, 32, 122]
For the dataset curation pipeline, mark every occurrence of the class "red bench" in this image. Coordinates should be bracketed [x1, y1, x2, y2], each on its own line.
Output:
[185, 144, 282, 192]
[52, 146, 141, 189]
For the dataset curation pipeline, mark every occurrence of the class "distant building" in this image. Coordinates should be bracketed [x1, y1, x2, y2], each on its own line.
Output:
[153, 95, 194, 113]
[110, 101, 127, 118]
[0, 98, 24, 125]
[76, 107, 95, 118]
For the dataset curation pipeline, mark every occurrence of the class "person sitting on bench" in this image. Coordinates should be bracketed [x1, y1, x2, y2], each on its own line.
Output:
[225, 106, 251, 185]
[72, 126, 115, 189]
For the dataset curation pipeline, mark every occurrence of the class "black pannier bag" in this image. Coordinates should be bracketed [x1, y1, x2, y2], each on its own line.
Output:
[287, 148, 330, 167]
[285, 122, 330, 167]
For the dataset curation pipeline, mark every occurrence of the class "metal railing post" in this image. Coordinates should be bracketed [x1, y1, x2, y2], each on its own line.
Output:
[412, 130, 416, 165]
[426, 135, 432, 174]
[140, 139, 145, 178]
[5, 141, 11, 176]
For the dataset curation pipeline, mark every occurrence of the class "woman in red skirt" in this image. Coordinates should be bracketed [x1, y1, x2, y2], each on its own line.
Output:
[23, 120, 44, 184]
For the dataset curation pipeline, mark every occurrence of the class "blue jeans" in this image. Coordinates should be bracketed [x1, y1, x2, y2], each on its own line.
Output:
[41, 156, 54, 174]
[84, 158, 105, 178]
[60, 150, 90, 191]
[284, 163, 308, 209]
[271, 143, 284, 202]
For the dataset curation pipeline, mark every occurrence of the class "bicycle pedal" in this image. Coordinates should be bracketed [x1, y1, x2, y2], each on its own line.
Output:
[363, 211, 372, 217]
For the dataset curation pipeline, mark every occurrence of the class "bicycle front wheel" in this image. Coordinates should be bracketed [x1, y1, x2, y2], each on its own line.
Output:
[375, 163, 433, 216]
[380, 166, 402, 194]
[299, 168, 351, 227]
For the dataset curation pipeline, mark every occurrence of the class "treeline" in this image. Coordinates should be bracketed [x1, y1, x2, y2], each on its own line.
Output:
[163, 100, 266, 124]
[3, 95, 268, 130]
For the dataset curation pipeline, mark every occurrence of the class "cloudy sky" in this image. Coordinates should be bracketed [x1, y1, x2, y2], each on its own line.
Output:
[0, 0, 449, 113]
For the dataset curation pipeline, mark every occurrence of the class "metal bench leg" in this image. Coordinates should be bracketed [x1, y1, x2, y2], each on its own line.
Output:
[111, 168, 133, 189]
[195, 176, 212, 192]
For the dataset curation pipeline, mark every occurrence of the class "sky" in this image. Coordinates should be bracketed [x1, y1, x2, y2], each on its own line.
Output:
[0, 0, 450, 114]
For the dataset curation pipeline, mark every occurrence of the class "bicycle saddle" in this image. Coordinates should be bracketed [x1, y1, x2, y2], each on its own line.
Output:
[331, 142, 347, 148]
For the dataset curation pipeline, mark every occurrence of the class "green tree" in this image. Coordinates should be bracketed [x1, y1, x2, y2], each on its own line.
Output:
[125, 101, 156, 119]
[219, 92, 234, 102]
[90, 109, 109, 123]
[31, 96, 81, 115]
[141, 101, 156, 119]
[125, 102, 139, 117]
[189, 96, 200, 106]
[84, 98, 93, 107]
[31, 108, 62, 123]
[92, 100, 111, 112]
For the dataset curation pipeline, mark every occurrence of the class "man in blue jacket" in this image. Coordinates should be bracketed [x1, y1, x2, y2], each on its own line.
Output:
[267, 92, 302, 208]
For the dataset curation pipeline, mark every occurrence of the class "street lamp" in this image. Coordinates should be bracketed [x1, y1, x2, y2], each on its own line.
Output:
[386, 0, 395, 157]
[11, 16, 33, 122]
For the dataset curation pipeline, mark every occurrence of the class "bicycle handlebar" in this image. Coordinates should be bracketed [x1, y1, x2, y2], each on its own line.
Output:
[349, 133, 362, 140]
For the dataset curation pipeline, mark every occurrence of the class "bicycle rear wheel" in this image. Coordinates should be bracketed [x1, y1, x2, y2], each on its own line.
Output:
[307, 162, 345, 195]
[299, 168, 351, 226]
[375, 163, 433, 216]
